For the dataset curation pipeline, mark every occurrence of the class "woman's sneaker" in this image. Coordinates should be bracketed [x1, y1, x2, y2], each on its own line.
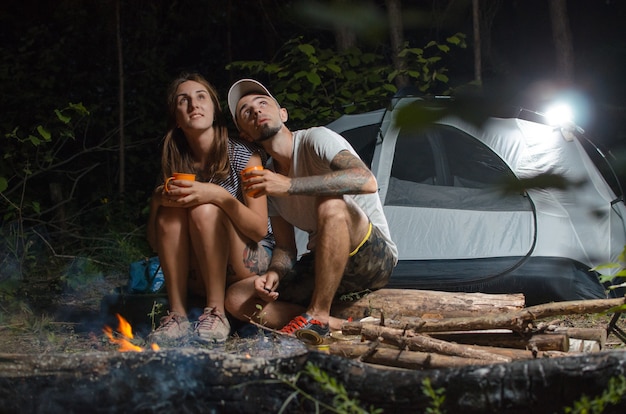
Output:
[147, 311, 191, 346]
[194, 307, 231, 344]
[279, 313, 329, 345]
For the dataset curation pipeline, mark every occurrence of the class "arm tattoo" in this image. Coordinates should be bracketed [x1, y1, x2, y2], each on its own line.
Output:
[288, 150, 373, 196]
[242, 243, 271, 275]
[267, 246, 296, 280]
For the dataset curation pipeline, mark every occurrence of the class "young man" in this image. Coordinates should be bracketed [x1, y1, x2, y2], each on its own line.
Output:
[224, 79, 398, 344]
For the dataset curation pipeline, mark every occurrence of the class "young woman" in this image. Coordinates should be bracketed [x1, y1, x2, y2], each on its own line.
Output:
[146, 73, 273, 344]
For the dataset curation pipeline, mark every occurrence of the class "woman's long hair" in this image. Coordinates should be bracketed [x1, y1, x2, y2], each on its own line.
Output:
[161, 73, 230, 183]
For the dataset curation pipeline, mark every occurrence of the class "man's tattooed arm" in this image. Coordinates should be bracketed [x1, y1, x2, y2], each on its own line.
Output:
[267, 246, 296, 280]
[288, 150, 377, 196]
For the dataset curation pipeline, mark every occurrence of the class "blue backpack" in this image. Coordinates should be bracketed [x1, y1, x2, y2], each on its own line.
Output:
[127, 256, 165, 294]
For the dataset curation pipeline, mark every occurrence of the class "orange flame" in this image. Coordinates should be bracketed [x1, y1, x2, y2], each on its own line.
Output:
[103, 313, 159, 352]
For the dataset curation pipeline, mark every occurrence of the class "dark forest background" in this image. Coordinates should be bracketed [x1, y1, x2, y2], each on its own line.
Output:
[2, 0, 626, 289]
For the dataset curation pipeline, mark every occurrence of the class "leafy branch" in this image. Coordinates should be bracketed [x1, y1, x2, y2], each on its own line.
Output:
[227, 34, 466, 129]
[563, 375, 626, 414]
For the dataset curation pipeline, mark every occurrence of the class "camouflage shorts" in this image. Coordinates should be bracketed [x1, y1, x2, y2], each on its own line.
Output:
[277, 224, 396, 306]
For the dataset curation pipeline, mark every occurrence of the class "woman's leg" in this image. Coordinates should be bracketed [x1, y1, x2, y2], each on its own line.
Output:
[148, 206, 193, 345]
[188, 203, 270, 313]
[156, 206, 191, 316]
[188, 204, 229, 314]
[188, 203, 270, 342]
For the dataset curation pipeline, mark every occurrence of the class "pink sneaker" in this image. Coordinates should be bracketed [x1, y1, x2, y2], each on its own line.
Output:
[147, 311, 191, 345]
[194, 307, 231, 343]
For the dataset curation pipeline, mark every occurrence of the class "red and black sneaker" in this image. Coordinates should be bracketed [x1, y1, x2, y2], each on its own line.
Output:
[279, 313, 329, 345]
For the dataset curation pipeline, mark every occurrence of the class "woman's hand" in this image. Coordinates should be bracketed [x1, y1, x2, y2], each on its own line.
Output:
[160, 180, 224, 207]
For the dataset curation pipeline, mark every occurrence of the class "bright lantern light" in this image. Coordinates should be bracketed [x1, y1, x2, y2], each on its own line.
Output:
[544, 103, 574, 126]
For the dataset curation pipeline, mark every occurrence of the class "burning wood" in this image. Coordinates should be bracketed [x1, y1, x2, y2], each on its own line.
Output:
[103, 314, 159, 352]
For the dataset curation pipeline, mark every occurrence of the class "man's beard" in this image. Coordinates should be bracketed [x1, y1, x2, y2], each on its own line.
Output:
[256, 124, 281, 142]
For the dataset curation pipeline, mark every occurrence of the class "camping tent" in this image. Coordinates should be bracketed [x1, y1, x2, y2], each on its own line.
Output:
[313, 95, 626, 305]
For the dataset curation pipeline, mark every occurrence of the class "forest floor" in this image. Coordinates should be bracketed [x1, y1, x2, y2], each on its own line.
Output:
[1, 271, 625, 355]
[0, 272, 129, 354]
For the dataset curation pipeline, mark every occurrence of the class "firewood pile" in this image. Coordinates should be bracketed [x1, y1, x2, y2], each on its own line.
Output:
[325, 289, 623, 370]
[0, 289, 624, 413]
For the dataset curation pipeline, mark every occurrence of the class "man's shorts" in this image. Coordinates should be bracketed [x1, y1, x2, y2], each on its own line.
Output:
[277, 223, 396, 306]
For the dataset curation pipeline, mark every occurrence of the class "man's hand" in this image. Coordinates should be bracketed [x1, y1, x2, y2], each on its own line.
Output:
[254, 272, 279, 301]
[243, 169, 292, 198]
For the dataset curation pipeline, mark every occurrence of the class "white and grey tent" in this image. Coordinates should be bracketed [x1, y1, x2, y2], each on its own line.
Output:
[314, 94, 626, 305]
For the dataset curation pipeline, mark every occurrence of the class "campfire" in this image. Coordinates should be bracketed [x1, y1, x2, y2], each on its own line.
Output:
[103, 313, 159, 352]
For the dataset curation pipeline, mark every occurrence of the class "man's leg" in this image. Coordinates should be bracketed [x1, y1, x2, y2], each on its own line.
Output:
[226, 196, 370, 334]
[225, 276, 306, 329]
[305, 196, 370, 326]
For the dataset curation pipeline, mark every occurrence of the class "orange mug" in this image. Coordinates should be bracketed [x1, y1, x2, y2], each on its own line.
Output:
[165, 172, 196, 192]
[240, 166, 263, 197]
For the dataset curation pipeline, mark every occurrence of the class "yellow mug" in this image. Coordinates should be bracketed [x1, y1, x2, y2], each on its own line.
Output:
[240, 166, 263, 197]
[165, 172, 196, 192]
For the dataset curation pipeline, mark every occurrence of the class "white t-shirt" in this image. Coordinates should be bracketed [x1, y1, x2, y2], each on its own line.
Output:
[267, 126, 398, 261]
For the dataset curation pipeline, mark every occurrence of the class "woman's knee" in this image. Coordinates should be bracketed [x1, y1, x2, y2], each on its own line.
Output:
[157, 207, 189, 235]
[188, 204, 225, 231]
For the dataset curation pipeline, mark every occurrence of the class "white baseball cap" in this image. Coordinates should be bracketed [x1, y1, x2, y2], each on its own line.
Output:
[227, 79, 277, 126]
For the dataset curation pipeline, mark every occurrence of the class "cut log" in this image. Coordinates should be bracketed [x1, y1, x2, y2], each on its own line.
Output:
[2, 345, 625, 413]
[331, 335, 567, 363]
[329, 342, 494, 369]
[331, 289, 525, 320]
[551, 327, 607, 349]
[357, 324, 512, 363]
[459, 344, 571, 360]
[568, 338, 601, 353]
[328, 342, 569, 368]
[428, 332, 569, 351]
[342, 297, 625, 334]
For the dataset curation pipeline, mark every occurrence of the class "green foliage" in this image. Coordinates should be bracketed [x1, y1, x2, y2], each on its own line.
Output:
[393, 34, 467, 90]
[148, 300, 166, 331]
[58, 257, 103, 291]
[1, 103, 90, 220]
[227, 34, 466, 129]
[253, 303, 269, 326]
[299, 362, 382, 414]
[563, 375, 626, 414]
[253, 361, 447, 413]
[338, 289, 373, 302]
[1, 103, 90, 280]
[1, 103, 152, 288]
[422, 377, 446, 414]
[591, 246, 626, 308]
[274, 361, 382, 414]
[0, 291, 56, 334]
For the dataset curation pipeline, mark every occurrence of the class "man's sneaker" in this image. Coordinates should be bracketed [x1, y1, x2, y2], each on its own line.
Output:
[194, 307, 231, 344]
[147, 311, 191, 345]
[279, 313, 329, 345]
